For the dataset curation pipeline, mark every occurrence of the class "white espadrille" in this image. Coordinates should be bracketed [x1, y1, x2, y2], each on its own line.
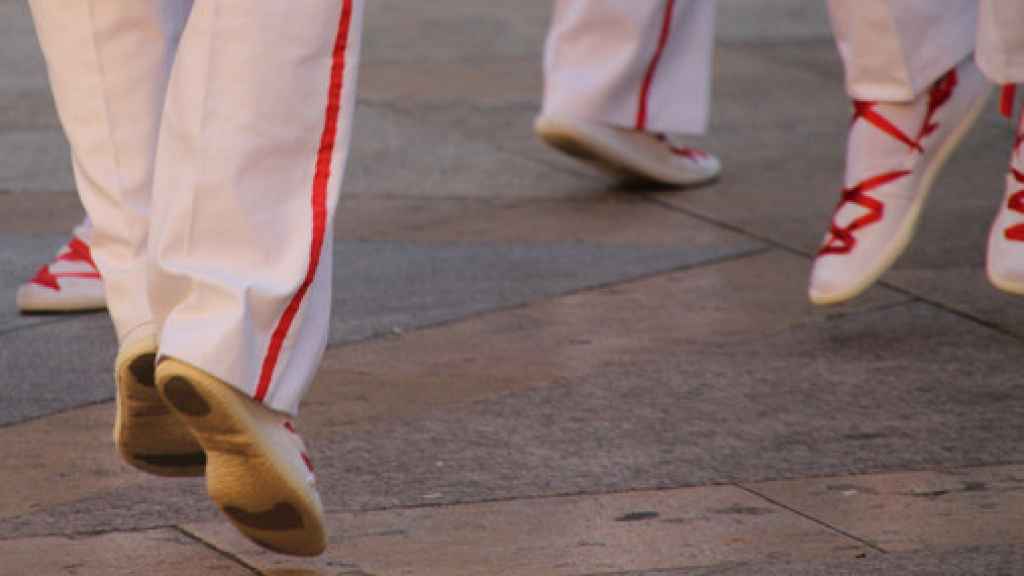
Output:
[809, 59, 991, 305]
[535, 115, 721, 187]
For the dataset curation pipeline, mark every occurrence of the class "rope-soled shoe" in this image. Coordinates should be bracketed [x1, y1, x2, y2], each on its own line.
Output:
[114, 333, 205, 477]
[535, 115, 721, 187]
[156, 358, 326, 557]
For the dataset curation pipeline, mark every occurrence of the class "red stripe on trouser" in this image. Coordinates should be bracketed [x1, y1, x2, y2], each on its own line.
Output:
[635, 0, 676, 131]
[255, 0, 354, 402]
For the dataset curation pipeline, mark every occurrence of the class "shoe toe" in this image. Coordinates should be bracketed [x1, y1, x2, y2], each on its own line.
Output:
[807, 256, 866, 305]
[987, 247, 1024, 295]
[808, 262, 846, 305]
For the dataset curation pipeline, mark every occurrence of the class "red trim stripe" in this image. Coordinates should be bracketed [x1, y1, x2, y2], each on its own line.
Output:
[635, 0, 676, 131]
[1002, 84, 1017, 119]
[255, 0, 354, 402]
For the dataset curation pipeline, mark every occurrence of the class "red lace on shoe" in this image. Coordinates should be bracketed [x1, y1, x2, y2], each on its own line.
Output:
[819, 69, 958, 256]
[1003, 168, 1024, 242]
[997, 85, 1024, 243]
[819, 170, 911, 255]
[283, 421, 315, 473]
[29, 236, 102, 291]
[654, 134, 710, 161]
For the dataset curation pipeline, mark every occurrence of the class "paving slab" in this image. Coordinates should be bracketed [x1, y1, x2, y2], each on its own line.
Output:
[718, 0, 831, 42]
[0, 528, 250, 576]
[0, 191, 86, 233]
[336, 195, 742, 247]
[884, 263, 1024, 342]
[0, 215, 760, 425]
[300, 253, 1014, 512]
[183, 486, 871, 576]
[0, 403, 138, 522]
[0, 251, 926, 537]
[345, 103, 600, 200]
[0, 1, 54, 132]
[0, 312, 117, 425]
[747, 465, 1024, 552]
[0, 129, 74, 193]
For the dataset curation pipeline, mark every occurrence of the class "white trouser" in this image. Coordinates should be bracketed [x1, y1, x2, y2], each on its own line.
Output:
[542, 0, 716, 134]
[28, 1, 364, 415]
[829, 0, 1024, 101]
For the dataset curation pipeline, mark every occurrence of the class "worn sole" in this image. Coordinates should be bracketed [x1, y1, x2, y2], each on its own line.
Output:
[113, 336, 205, 477]
[156, 359, 326, 557]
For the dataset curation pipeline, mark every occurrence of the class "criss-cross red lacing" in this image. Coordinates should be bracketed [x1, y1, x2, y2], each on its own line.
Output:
[1003, 168, 1024, 242]
[996, 85, 1024, 243]
[654, 133, 709, 161]
[819, 170, 911, 255]
[29, 236, 101, 290]
[819, 69, 958, 256]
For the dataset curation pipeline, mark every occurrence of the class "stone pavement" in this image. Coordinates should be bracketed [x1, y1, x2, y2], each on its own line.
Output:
[2, 1, 1024, 574]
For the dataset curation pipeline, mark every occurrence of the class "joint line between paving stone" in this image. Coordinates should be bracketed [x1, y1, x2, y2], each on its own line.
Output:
[0, 315, 75, 338]
[646, 197, 1024, 343]
[736, 483, 888, 554]
[0, 397, 113, 431]
[174, 525, 263, 575]
[0, 243, 770, 429]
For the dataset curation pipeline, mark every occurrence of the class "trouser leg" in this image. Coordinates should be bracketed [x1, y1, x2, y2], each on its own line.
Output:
[827, 0, 976, 101]
[977, 0, 1024, 85]
[542, 0, 715, 134]
[26, 1, 191, 342]
[150, 0, 364, 415]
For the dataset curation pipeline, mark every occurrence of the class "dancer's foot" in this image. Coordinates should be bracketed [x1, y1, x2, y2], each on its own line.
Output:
[113, 333, 205, 477]
[809, 59, 991, 305]
[534, 115, 720, 186]
[16, 235, 106, 313]
[156, 358, 326, 556]
[987, 109, 1024, 294]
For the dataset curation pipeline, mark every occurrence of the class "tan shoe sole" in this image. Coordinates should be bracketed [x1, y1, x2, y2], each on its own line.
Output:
[156, 358, 326, 557]
[113, 335, 205, 477]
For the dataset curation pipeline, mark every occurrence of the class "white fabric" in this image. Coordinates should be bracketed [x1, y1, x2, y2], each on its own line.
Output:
[542, 0, 715, 134]
[28, 1, 191, 341]
[28, 1, 364, 415]
[828, 0, 976, 101]
[829, 0, 1024, 101]
[977, 0, 1024, 85]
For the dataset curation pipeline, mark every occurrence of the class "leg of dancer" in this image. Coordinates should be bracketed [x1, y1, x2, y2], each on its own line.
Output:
[27, 0, 365, 556]
[537, 0, 721, 186]
[16, 217, 106, 313]
[26, 1, 203, 477]
[809, 0, 991, 305]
